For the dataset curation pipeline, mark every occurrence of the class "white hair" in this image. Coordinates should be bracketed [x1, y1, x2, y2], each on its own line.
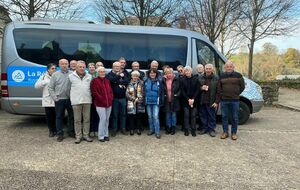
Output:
[96, 66, 105, 73]
[131, 70, 140, 77]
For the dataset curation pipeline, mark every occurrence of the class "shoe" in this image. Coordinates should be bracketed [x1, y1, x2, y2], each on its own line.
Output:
[155, 134, 161, 139]
[147, 131, 155, 136]
[209, 130, 216, 137]
[104, 137, 110, 141]
[121, 129, 128, 135]
[198, 129, 207, 135]
[165, 127, 170, 135]
[130, 130, 134, 136]
[49, 131, 55, 137]
[89, 132, 95, 138]
[191, 130, 196, 137]
[220, 132, 229, 139]
[75, 138, 81, 144]
[57, 135, 63, 142]
[99, 139, 105, 142]
[68, 132, 75, 138]
[111, 130, 117, 137]
[231, 133, 238, 140]
[184, 130, 189, 136]
[171, 126, 176, 135]
[83, 136, 93, 142]
[137, 129, 142, 135]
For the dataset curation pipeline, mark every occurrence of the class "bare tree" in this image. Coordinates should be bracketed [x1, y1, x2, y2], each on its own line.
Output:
[94, 0, 182, 26]
[236, 0, 299, 79]
[0, 0, 84, 21]
[186, 0, 243, 44]
[0, 6, 11, 35]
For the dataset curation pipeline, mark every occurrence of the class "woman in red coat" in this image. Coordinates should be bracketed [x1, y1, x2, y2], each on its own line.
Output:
[91, 66, 113, 142]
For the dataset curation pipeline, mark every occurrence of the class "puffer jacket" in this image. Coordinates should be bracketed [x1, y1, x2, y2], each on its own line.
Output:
[68, 71, 92, 106]
[126, 79, 145, 114]
[144, 77, 164, 106]
[34, 72, 55, 107]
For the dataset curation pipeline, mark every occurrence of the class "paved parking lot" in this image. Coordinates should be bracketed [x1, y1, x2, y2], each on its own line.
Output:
[0, 107, 299, 190]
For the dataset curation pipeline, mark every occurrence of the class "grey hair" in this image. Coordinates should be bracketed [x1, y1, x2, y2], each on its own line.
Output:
[132, 61, 139, 66]
[88, 62, 95, 67]
[77, 60, 86, 66]
[184, 66, 192, 72]
[113, 61, 120, 67]
[96, 66, 105, 73]
[131, 70, 140, 77]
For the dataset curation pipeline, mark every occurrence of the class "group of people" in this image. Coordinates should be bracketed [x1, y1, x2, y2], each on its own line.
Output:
[35, 57, 245, 144]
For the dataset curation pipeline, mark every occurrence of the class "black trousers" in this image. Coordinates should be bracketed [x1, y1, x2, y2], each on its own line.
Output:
[45, 107, 56, 132]
[184, 107, 197, 131]
[128, 113, 142, 131]
[90, 104, 99, 132]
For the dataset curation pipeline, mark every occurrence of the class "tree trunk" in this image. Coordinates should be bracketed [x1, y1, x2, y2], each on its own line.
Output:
[248, 38, 255, 79]
[28, 0, 35, 20]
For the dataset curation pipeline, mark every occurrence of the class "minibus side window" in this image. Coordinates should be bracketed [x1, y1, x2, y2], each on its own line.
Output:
[196, 40, 216, 67]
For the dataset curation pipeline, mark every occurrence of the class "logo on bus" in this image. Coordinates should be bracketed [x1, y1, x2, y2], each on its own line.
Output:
[12, 70, 25, 83]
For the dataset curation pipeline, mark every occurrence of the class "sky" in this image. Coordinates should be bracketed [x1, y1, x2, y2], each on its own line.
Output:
[255, 32, 300, 53]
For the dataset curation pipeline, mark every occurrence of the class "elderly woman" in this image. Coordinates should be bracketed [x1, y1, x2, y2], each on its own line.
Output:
[180, 66, 200, 137]
[35, 63, 57, 137]
[90, 66, 113, 142]
[144, 68, 164, 139]
[126, 70, 145, 135]
[162, 67, 180, 135]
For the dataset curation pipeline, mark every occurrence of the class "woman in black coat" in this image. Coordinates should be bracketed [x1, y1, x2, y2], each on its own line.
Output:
[180, 66, 200, 137]
[162, 68, 181, 135]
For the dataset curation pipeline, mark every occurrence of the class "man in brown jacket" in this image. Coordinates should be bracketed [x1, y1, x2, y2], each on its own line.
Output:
[219, 61, 245, 140]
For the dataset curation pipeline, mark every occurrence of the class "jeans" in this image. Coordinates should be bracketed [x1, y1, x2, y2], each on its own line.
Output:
[45, 107, 56, 133]
[199, 104, 217, 132]
[112, 98, 127, 131]
[221, 100, 239, 134]
[73, 104, 91, 139]
[184, 107, 197, 131]
[146, 105, 160, 135]
[165, 112, 177, 129]
[55, 99, 74, 136]
[96, 106, 112, 140]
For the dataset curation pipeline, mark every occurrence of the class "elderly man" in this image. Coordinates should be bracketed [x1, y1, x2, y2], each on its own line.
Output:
[68, 60, 93, 144]
[130, 61, 145, 80]
[145, 60, 162, 81]
[195, 64, 204, 78]
[107, 61, 130, 136]
[96, 61, 104, 68]
[69, 60, 78, 71]
[48, 59, 74, 142]
[198, 64, 220, 137]
[219, 61, 245, 140]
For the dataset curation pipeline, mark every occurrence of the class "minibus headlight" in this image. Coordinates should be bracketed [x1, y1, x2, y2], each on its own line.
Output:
[256, 84, 262, 95]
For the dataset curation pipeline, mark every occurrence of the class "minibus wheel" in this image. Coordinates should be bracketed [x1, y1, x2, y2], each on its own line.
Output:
[238, 101, 250, 125]
[228, 101, 250, 125]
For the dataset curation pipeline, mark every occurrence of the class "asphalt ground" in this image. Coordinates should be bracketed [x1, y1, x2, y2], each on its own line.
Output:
[0, 107, 299, 190]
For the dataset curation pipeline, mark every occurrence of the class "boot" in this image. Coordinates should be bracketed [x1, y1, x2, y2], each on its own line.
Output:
[171, 126, 176, 135]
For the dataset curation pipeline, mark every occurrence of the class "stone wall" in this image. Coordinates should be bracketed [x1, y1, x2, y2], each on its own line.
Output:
[256, 81, 279, 105]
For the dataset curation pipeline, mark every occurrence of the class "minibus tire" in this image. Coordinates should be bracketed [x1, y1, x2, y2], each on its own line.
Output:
[228, 101, 250, 125]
